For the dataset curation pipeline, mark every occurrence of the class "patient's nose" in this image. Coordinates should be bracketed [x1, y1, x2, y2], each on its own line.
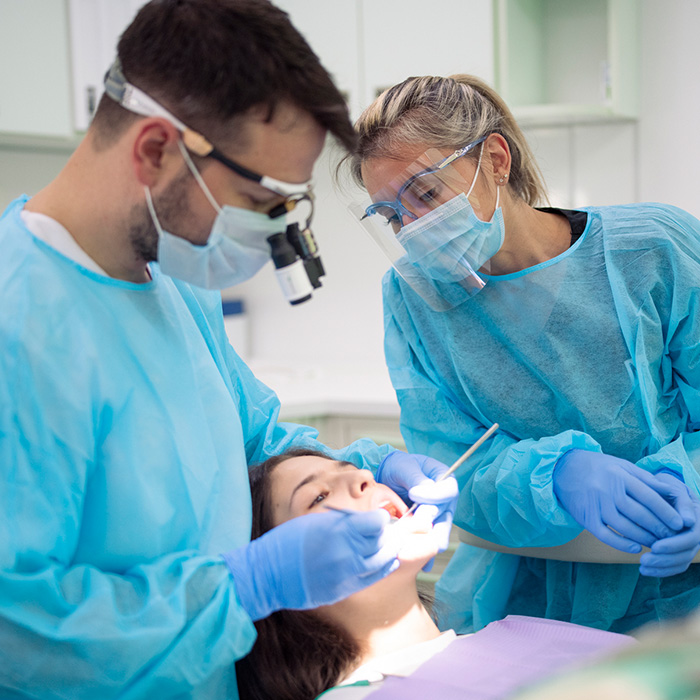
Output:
[346, 469, 374, 497]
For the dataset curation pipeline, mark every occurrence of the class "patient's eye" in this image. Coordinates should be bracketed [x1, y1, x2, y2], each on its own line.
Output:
[310, 491, 328, 509]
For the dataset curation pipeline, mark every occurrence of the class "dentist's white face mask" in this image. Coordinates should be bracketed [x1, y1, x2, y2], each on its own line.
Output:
[146, 140, 285, 290]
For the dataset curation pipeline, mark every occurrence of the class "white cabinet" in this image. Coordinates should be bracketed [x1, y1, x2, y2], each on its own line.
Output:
[275, 0, 494, 119]
[291, 413, 405, 451]
[273, 0, 363, 118]
[494, 0, 640, 125]
[0, 0, 145, 140]
[0, 0, 640, 140]
[360, 0, 494, 108]
[68, 0, 147, 132]
[0, 0, 73, 138]
[277, 0, 638, 126]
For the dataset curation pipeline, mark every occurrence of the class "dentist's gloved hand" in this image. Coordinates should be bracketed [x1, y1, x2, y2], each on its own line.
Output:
[553, 449, 686, 553]
[640, 476, 700, 577]
[221, 509, 399, 621]
[376, 451, 459, 553]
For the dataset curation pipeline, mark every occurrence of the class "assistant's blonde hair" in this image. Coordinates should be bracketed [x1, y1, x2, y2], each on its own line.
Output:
[350, 74, 548, 206]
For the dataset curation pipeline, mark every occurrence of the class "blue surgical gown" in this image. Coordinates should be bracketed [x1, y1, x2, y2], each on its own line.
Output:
[0, 196, 392, 699]
[383, 203, 700, 635]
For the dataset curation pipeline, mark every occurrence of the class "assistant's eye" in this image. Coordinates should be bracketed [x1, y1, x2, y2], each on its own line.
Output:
[417, 186, 439, 203]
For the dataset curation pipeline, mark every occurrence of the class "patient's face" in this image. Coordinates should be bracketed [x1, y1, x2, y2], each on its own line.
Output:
[268, 455, 439, 573]
[269, 455, 408, 525]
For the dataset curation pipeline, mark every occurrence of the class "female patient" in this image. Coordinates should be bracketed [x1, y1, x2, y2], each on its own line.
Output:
[235, 447, 451, 700]
[234, 448, 631, 700]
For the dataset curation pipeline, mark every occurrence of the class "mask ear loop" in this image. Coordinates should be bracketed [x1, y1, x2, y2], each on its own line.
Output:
[466, 142, 500, 221]
[144, 186, 165, 236]
[177, 140, 223, 215]
[466, 142, 485, 199]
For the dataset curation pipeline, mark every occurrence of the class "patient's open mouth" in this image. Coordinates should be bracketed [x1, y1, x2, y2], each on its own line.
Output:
[378, 500, 402, 519]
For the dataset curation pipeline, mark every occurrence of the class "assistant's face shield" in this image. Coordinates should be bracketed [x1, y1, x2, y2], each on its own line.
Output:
[351, 137, 497, 311]
[104, 59, 324, 304]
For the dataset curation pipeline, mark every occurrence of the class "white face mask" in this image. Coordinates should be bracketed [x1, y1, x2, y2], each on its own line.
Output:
[146, 141, 286, 290]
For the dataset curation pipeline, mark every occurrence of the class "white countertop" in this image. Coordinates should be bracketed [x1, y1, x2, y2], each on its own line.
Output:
[247, 359, 400, 420]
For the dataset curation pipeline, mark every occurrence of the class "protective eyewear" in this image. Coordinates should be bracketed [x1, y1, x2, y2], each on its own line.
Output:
[363, 136, 487, 231]
[104, 60, 313, 200]
[350, 140, 490, 310]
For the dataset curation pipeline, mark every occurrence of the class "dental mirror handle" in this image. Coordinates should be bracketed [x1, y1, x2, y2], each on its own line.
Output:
[403, 422, 499, 518]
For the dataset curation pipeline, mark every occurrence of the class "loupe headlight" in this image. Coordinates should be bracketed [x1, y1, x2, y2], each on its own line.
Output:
[267, 194, 324, 305]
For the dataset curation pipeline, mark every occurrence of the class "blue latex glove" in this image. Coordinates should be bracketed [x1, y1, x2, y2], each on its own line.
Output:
[376, 451, 459, 555]
[221, 509, 399, 621]
[651, 471, 697, 528]
[553, 449, 686, 553]
[640, 476, 700, 577]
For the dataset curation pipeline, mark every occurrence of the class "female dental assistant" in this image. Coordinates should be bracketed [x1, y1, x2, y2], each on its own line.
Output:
[349, 73, 700, 635]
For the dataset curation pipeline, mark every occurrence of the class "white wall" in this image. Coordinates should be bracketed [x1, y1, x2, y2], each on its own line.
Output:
[225, 144, 389, 367]
[0, 145, 71, 211]
[637, 0, 700, 219]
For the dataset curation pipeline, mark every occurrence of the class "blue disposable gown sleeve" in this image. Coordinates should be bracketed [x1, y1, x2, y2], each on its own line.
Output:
[607, 204, 700, 497]
[214, 316, 396, 472]
[383, 285, 590, 549]
[0, 337, 254, 699]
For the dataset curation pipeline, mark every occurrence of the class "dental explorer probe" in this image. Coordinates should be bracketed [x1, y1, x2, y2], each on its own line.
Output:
[400, 421, 500, 520]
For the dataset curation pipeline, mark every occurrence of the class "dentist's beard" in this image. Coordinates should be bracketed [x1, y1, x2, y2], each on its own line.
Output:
[128, 170, 192, 264]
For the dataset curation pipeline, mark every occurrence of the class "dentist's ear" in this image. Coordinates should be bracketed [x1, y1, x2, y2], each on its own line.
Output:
[131, 118, 182, 187]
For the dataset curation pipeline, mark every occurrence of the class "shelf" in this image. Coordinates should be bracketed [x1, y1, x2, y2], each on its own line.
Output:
[0, 132, 83, 154]
[512, 103, 637, 128]
[495, 0, 640, 126]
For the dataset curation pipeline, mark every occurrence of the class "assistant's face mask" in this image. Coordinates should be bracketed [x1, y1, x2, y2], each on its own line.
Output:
[350, 140, 504, 310]
[396, 184, 505, 284]
[146, 140, 285, 290]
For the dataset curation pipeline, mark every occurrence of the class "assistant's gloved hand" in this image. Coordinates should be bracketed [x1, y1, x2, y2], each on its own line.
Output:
[640, 476, 700, 577]
[553, 449, 686, 553]
[376, 451, 459, 552]
[221, 509, 399, 621]
[651, 471, 697, 529]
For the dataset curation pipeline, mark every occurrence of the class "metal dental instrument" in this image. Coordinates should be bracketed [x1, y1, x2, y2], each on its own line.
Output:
[400, 421, 500, 520]
[322, 422, 499, 521]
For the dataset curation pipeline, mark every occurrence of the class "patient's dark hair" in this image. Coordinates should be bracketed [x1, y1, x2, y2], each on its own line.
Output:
[235, 448, 362, 700]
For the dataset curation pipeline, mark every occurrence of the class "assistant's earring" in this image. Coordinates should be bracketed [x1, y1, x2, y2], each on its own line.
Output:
[498, 173, 509, 185]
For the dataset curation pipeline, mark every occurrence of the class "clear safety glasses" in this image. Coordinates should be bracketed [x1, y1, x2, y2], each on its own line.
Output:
[349, 139, 488, 311]
[103, 60, 314, 205]
[361, 136, 487, 232]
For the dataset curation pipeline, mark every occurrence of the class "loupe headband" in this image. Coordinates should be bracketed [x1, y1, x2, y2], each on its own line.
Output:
[103, 59, 313, 198]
